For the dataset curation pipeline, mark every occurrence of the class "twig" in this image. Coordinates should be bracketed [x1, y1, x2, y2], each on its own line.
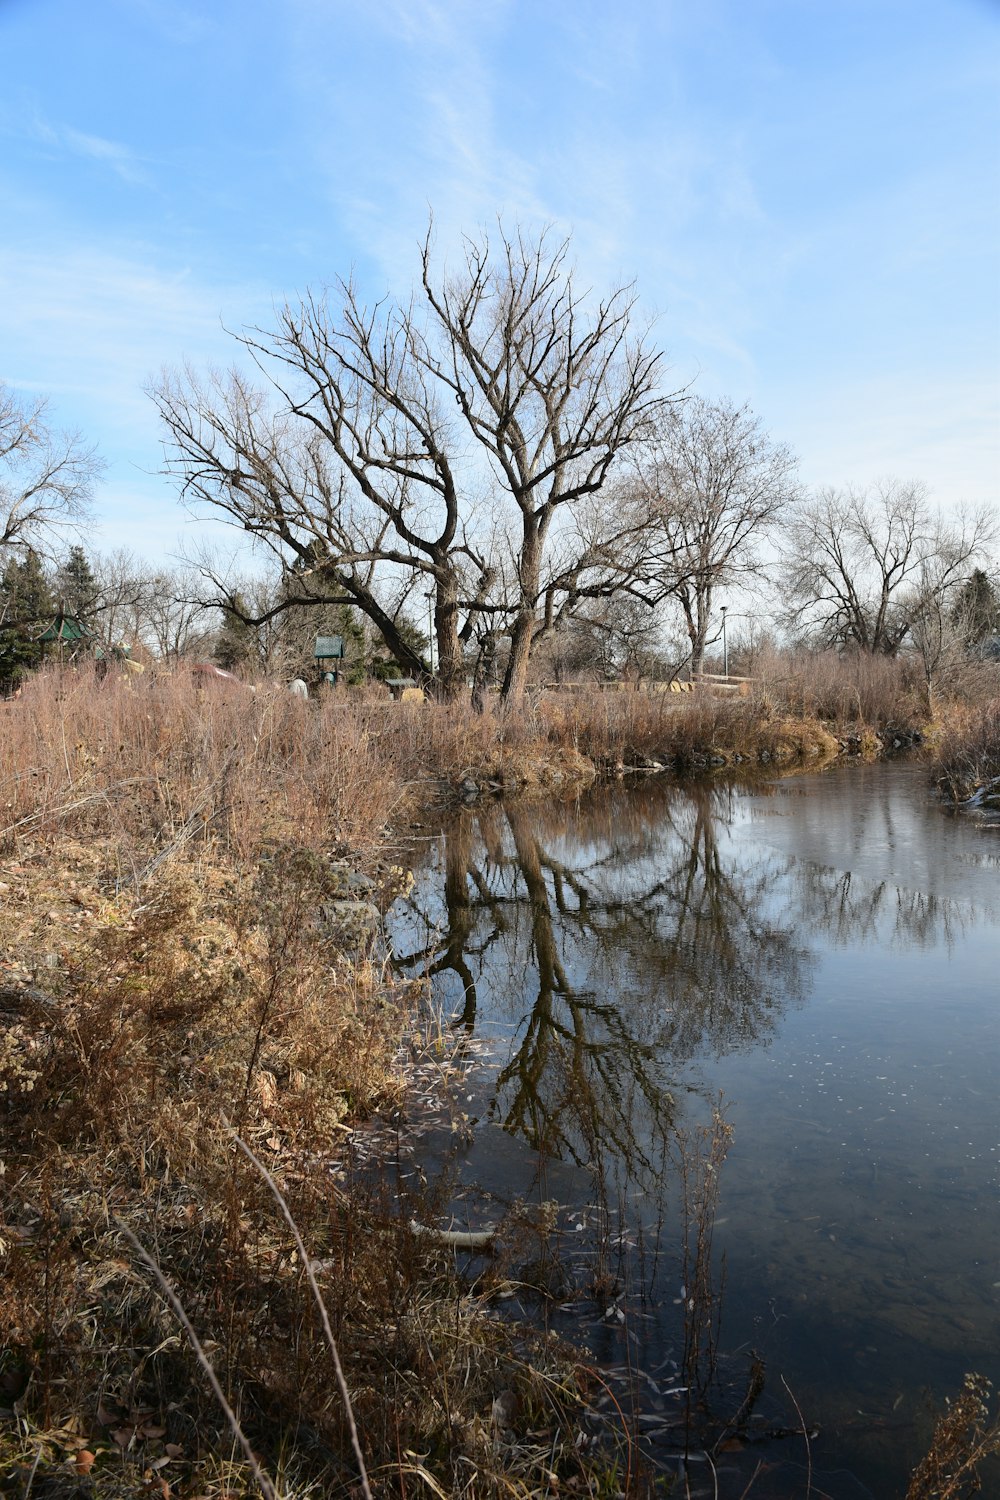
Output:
[705, 1446, 720, 1500]
[781, 1374, 812, 1499]
[22, 1442, 43, 1499]
[0, 776, 156, 839]
[224, 1120, 375, 1500]
[737, 1460, 764, 1499]
[116, 1221, 279, 1500]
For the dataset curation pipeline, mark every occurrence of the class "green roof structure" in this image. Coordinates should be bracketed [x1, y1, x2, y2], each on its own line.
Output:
[38, 611, 90, 645]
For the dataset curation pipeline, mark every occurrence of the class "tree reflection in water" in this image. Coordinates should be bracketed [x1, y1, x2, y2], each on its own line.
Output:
[387, 774, 1000, 1497]
[392, 780, 811, 1173]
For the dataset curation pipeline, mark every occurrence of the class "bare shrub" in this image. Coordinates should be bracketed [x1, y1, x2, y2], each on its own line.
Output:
[758, 646, 925, 728]
[930, 697, 1000, 801]
[907, 1373, 1000, 1500]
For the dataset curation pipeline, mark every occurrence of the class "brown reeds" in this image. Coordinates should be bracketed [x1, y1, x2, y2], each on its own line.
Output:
[0, 665, 623, 1498]
[929, 696, 1000, 802]
[673, 1102, 734, 1409]
[0, 662, 402, 865]
[906, 1373, 1000, 1499]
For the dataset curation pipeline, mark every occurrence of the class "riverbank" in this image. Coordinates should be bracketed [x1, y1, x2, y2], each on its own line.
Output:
[0, 670, 638, 1498]
[928, 696, 1000, 805]
[0, 666, 990, 1496]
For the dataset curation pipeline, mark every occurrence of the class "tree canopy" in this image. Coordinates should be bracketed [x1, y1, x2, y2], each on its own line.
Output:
[151, 222, 680, 703]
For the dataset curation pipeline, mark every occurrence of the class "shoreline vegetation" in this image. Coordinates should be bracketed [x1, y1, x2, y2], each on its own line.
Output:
[1, 663, 999, 1497]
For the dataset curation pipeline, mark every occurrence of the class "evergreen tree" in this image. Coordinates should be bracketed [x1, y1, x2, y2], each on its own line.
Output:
[215, 592, 258, 671]
[369, 613, 429, 681]
[951, 568, 1000, 649]
[54, 545, 99, 626]
[273, 576, 367, 680]
[0, 549, 55, 690]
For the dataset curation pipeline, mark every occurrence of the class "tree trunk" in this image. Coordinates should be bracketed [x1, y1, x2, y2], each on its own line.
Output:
[433, 573, 464, 701]
[470, 633, 496, 713]
[501, 527, 541, 705]
[501, 611, 535, 705]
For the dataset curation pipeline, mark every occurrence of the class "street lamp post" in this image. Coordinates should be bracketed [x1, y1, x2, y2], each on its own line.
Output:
[720, 606, 728, 680]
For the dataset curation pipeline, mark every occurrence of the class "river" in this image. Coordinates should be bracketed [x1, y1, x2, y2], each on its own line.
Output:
[387, 762, 1000, 1498]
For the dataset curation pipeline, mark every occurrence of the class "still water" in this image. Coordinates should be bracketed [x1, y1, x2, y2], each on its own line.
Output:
[387, 763, 1000, 1497]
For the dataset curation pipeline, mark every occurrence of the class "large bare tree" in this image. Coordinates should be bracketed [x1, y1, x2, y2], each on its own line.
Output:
[415, 227, 673, 699]
[635, 396, 800, 677]
[151, 222, 675, 702]
[778, 479, 996, 655]
[1, 383, 102, 556]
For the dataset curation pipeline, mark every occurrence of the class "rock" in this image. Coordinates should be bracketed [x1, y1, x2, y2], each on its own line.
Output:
[316, 899, 381, 951]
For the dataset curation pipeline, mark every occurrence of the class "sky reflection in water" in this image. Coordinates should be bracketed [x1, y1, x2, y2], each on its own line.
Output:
[388, 763, 1000, 1496]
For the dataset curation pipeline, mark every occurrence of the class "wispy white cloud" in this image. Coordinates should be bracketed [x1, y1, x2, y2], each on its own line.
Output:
[0, 239, 273, 559]
[61, 127, 149, 184]
[2, 109, 152, 186]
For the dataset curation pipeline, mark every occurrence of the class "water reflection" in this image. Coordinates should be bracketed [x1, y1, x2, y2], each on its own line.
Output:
[388, 768, 1000, 1496]
[395, 783, 819, 1166]
[794, 865, 972, 950]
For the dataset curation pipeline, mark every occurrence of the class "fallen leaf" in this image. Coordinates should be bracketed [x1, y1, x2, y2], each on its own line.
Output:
[97, 1398, 124, 1426]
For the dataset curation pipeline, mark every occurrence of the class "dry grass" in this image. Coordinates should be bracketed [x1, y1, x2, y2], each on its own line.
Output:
[0, 667, 633, 1498]
[0, 658, 946, 855]
[906, 1373, 1000, 1499]
[0, 836, 623, 1498]
[754, 645, 926, 729]
[928, 697, 1000, 802]
[536, 685, 839, 770]
[0, 664, 402, 867]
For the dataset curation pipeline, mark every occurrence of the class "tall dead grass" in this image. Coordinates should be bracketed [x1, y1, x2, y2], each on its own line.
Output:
[928, 697, 1000, 801]
[0, 667, 623, 1497]
[0, 819, 608, 1498]
[0, 656, 947, 861]
[537, 685, 839, 767]
[754, 645, 926, 728]
[0, 664, 402, 866]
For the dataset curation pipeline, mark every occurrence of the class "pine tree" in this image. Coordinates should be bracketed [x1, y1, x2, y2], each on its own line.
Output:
[215, 593, 258, 671]
[0, 550, 56, 690]
[54, 545, 99, 626]
[951, 568, 1000, 649]
[370, 613, 428, 681]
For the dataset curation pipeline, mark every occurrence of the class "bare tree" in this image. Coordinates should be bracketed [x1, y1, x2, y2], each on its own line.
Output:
[635, 396, 800, 677]
[779, 479, 997, 655]
[1, 383, 102, 555]
[151, 221, 676, 703]
[87, 549, 153, 652]
[416, 225, 674, 700]
[137, 566, 218, 661]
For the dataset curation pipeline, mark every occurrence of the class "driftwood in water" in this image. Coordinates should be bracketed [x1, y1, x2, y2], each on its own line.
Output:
[409, 1220, 496, 1251]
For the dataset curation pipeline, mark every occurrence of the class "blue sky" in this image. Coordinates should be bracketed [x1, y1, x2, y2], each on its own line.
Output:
[1, 0, 998, 563]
